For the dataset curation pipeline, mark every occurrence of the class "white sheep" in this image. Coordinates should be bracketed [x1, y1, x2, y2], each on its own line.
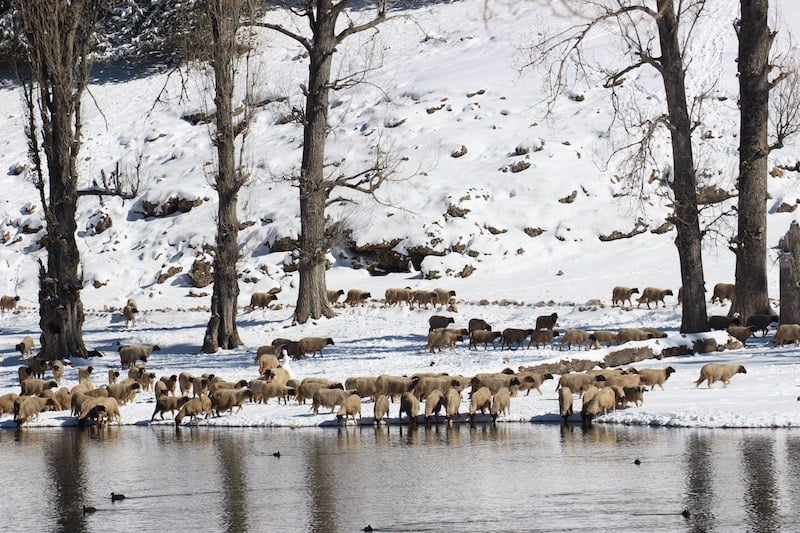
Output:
[558, 387, 573, 423]
[157, 374, 178, 396]
[490, 387, 511, 422]
[15, 335, 34, 356]
[21, 378, 58, 396]
[15, 395, 56, 426]
[611, 286, 639, 307]
[327, 289, 345, 305]
[123, 303, 138, 328]
[375, 375, 414, 402]
[694, 363, 747, 388]
[107, 369, 120, 385]
[344, 376, 378, 401]
[399, 391, 420, 427]
[424, 389, 446, 425]
[374, 394, 391, 424]
[469, 386, 492, 422]
[637, 367, 676, 391]
[344, 289, 371, 306]
[560, 329, 593, 351]
[210, 388, 253, 416]
[384, 287, 413, 307]
[248, 380, 295, 405]
[433, 288, 456, 306]
[774, 324, 800, 347]
[425, 328, 465, 353]
[262, 367, 291, 386]
[636, 287, 673, 309]
[106, 381, 141, 405]
[296, 378, 344, 404]
[411, 289, 438, 309]
[118, 344, 160, 369]
[51, 360, 65, 385]
[336, 393, 362, 424]
[445, 388, 462, 423]
[311, 388, 354, 415]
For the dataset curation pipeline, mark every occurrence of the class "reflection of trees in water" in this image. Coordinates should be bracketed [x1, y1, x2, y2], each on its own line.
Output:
[684, 432, 715, 532]
[741, 435, 778, 533]
[214, 434, 249, 533]
[305, 435, 339, 532]
[787, 435, 800, 519]
[44, 429, 89, 533]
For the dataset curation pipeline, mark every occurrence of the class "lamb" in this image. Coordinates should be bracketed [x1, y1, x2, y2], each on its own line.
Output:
[411, 289, 438, 309]
[344, 376, 378, 401]
[108, 369, 120, 385]
[711, 283, 735, 304]
[774, 324, 800, 347]
[490, 387, 511, 422]
[469, 386, 492, 422]
[616, 328, 656, 344]
[637, 367, 676, 391]
[560, 329, 593, 351]
[297, 337, 334, 358]
[433, 288, 456, 306]
[424, 389, 446, 425]
[429, 315, 455, 331]
[15, 335, 34, 356]
[157, 374, 178, 396]
[311, 388, 354, 415]
[210, 388, 253, 416]
[398, 391, 420, 427]
[374, 394, 391, 424]
[0, 392, 19, 417]
[468, 318, 492, 333]
[327, 289, 345, 305]
[248, 380, 296, 405]
[375, 375, 414, 402]
[51, 360, 65, 385]
[17, 366, 33, 386]
[78, 366, 94, 382]
[175, 395, 213, 426]
[384, 287, 413, 307]
[501, 328, 534, 350]
[694, 363, 747, 388]
[581, 386, 616, 422]
[709, 315, 740, 331]
[344, 289, 371, 306]
[591, 330, 618, 348]
[128, 366, 157, 392]
[0, 295, 20, 313]
[558, 387, 573, 423]
[296, 378, 344, 404]
[445, 388, 462, 423]
[745, 314, 779, 337]
[118, 344, 160, 369]
[425, 328, 465, 353]
[248, 291, 277, 309]
[516, 372, 554, 396]
[527, 329, 559, 349]
[256, 353, 281, 375]
[727, 325, 756, 346]
[151, 395, 191, 421]
[336, 393, 362, 424]
[535, 313, 558, 331]
[611, 286, 639, 307]
[469, 329, 502, 350]
[122, 303, 138, 327]
[106, 381, 141, 405]
[21, 378, 58, 396]
[622, 386, 646, 407]
[636, 287, 674, 309]
[15, 396, 56, 426]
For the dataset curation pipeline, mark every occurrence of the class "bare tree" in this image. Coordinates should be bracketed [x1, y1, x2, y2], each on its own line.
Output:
[197, 0, 257, 353]
[255, 0, 393, 324]
[15, 0, 135, 359]
[729, 0, 796, 321]
[522, 0, 709, 332]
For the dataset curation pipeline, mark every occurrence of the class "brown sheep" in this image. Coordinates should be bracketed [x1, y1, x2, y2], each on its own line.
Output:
[429, 314, 455, 331]
[151, 395, 191, 421]
[106, 381, 141, 405]
[616, 328, 656, 344]
[0, 295, 20, 313]
[157, 374, 179, 396]
[637, 367, 676, 391]
[248, 291, 277, 309]
[51, 360, 65, 385]
[711, 283, 735, 304]
[384, 287, 413, 307]
[516, 372, 554, 396]
[774, 324, 800, 347]
[501, 328, 534, 350]
[490, 387, 511, 422]
[468, 318, 492, 333]
[257, 353, 281, 375]
[591, 330, 618, 348]
[336, 393, 362, 424]
[534, 313, 558, 331]
[611, 286, 639, 307]
[581, 386, 616, 423]
[344, 289, 371, 306]
[425, 328, 465, 353]
[636, 287, 673, 309]
[527, 329, 559, 349]
[175, 395, 213, 426]
[621, 386, 646, 407]
[15, 335, 35, 356]
[15, 396, 56, 426]
[374, 394, 391, 424]
[470, 374, 521, 396]
[433, 288, 456, 306]
[210, 388, 253, 417]
[558, 387, 573, 423]
[248, 380, 296, 405]
[411, 289, 438, 310]
[296, 378, 344, 405]
[375, 375, 414, 402]
[118, 344, 160, 369]
[108, 369, 121, 385]
[297, 337, 335, 358]
[557, 373, 603, 393]
[560, 329, 593, 351]
[694, 363, 747, 388]
[21, 378, 58, 396]
[469, 329, 502, 350]
[344, 376, 378, 401]
[727, 325, 756, 346]
[311, 388, 354, 415]
[399, 391, 420, 427]
[327, 289, 345, 305]
[0, 392, 20, 417]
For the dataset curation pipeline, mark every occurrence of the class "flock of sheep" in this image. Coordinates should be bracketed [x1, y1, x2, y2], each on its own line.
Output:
[5, 277, 782, 430]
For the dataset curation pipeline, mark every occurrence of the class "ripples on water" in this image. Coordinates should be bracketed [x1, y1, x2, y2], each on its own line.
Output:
[1, 424, 798, 532]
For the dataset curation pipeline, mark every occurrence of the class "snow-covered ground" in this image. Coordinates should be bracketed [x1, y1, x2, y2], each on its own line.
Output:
[1, 0, 799, 429]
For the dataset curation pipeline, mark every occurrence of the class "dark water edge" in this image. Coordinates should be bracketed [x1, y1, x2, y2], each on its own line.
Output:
[1, 424, 798, 533]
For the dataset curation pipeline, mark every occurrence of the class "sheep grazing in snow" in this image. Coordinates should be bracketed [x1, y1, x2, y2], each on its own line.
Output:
[0, 392, 19, 417]
[248, 291, 277, 309]
[106, 381, 141, 405]
[15, 335, 34, 356]
[501, 328, 534, 350]
[611, 286, 639, 307]
[428, 314, 455, 331]
[527, 329, 559, 349]
[727, 325, 756, 346]
[534, 313, 558, 331]
[311, 388, 354, 415]
[590, 330, 618, 348]
[694, 363, 747, 389]
[0, 295, 20, 313]
[108, 369, 120, 385]
[745, 314, 779, 337]
[636, 287, 673, 309]
[616, 328, 656, 344]
[490, 387, 511, 422]
[773, 324, 800, 347]
[425, 328, 465, 353]
[297, 337, 334, 358]
[468, 387, 492, 422]
[249, 380, 295, 405]
[344, 289, 371, 306]
[384, 287, 413, 307]
[344, 376, 378, 401]
[468, 318, 492, 333]
[469, 329, 502, 350]
[327, 289, 345, 305]
[636, 367, 676, 391]
[711, 283, 735, 304]
[374, 394, 391, 424]
[118, 344, 160, 369]
[516, 371, 553, 396]
[15, 396, 56, 426]
[558, 387, 574, 424]
[375, 375, 414, 402]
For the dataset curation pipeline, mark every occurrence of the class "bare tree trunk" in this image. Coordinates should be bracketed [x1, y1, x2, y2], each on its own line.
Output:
[202, 0, 244, 352]
[295, 0, 337, 324]
[778, 221, 800, 325]
[656, 0, 708, 333]
[730, 0, 774, 321]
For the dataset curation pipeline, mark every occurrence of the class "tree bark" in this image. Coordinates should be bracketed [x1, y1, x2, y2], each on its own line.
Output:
[730, 0, 774, 321]
[656, 0, 708, 333]
[778, 221, 800, 325]
[203, 0, 244, 352]
[295, 0, 338, 324]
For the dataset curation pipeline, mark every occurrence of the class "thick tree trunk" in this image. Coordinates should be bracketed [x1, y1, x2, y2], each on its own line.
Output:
[730, 0, 774, 321]
[295, 0, 337, 324]
[778, 221, 800, 325]
[203, 0, 243, 352]
[656, 0, 708, 332]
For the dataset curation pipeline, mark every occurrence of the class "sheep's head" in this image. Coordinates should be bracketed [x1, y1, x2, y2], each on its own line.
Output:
[738, 366, 747, 374]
